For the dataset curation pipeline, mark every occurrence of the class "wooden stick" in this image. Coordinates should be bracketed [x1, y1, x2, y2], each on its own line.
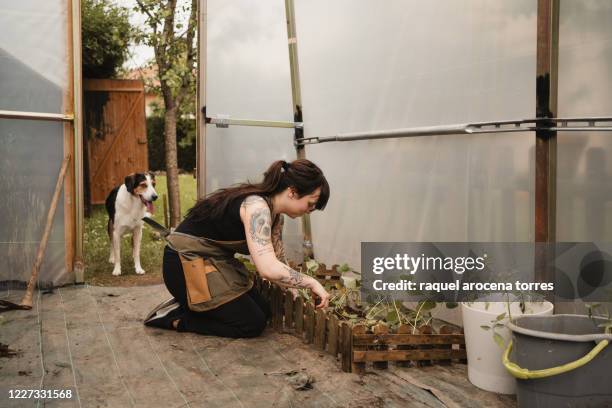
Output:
[353, 349, 465, 362]
[162, 193, 169, 228]
[304, 301, 315, 344]
[284, 290, 294, 330]
[294, 297, 304, 336]
[340, 322, 353, 372]
[439, 325, 453, 365]
[276, 287, 285, 330]
[327, 314, 339, 358]
[372, 323, 389, 370]
[20, 155, 71, 309]
[352, 333, 465, 346]
[351, 324, 367, 374]
[416, 325, 434, 366]
[314, 309, 327, 350]
[395, 324, 413, 367]
[272, 286, 283, 330]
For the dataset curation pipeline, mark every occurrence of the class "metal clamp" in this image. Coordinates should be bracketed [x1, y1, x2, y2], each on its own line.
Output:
[205, 113, 303, 130]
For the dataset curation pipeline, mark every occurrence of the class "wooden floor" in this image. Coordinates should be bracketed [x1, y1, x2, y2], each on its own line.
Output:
[0, 285, 516, 408]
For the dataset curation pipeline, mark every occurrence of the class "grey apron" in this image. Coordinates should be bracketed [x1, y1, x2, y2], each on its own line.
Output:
[166, 232, 254, 312]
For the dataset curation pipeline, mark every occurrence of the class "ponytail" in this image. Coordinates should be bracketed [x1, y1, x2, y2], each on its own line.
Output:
[186, 159, 329, 222]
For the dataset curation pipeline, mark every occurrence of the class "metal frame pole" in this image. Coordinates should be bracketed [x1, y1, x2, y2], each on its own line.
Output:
[0, 110, 74, 121]
[285, 0, 314, 259]
[72, 0, 84, 282]
[535, 0, 559, 245]
[534, 0, 560, 290]
[197, 0, 208, 199]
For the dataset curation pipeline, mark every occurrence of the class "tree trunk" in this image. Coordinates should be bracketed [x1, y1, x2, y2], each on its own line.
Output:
[164, 106, 181, 227]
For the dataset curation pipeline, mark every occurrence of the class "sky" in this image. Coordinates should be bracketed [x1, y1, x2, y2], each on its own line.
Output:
[113, 0, 154, 68]
[113, 0, 195, 69]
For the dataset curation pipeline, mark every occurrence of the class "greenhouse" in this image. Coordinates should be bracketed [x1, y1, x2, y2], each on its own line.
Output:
[2, 0, 612, 407]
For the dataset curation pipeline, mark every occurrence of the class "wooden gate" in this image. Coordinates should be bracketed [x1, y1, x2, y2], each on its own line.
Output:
[84, 79, 148, 204]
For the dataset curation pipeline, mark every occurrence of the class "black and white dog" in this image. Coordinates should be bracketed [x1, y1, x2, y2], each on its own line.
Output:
[105, 173, 158, 276]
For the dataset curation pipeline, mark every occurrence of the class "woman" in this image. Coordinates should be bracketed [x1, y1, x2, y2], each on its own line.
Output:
[144, 159, 331, 338]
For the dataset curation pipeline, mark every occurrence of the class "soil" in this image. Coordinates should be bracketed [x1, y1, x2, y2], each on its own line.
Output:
[86, 271, 163, 287]
[0, 285, 517, 407]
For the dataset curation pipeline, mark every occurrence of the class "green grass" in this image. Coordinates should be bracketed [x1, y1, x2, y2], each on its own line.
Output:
[84, 174, 197, 286]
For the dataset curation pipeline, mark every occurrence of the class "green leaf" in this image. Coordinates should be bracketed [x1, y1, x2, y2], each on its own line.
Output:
[597, 323, 612, 334]
[495, 312, 507, 321]
[480, 325, 491, 331]
[420, 301, 437, 311]
[386, 311, 399, 323]
[445, 302, 459, 309]
[338, 263, 350, 272]
[305, 259, 319, 273]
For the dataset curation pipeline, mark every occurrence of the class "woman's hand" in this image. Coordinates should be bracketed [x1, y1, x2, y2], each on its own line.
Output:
[309, 279, 330, 309]
[287, 287, 299, 300]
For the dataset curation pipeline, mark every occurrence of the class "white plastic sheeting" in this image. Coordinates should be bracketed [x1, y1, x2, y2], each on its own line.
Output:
[206, 0, 302, 260]
[0, 0, 69, 112]
[0, 0, 70, 287]
[295, 0, 537, 269]
[557, 1, 612, 241]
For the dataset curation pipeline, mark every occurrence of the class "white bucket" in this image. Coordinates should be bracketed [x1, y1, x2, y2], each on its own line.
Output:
[461, 300, 554, 394]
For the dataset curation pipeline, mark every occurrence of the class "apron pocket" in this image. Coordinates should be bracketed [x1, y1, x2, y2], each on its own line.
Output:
[179, 255, 224, 306]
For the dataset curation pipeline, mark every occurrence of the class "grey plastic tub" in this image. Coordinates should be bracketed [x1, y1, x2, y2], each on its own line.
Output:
[505, 314, 612, 408]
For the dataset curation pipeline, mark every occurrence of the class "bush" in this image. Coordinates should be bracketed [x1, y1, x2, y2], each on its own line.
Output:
[147, 116, 196, 172]
[82, 0, 134, 78]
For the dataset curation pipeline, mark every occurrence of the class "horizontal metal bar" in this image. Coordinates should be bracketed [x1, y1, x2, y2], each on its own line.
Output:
[320, 124, 476, 142]
[206, 115, 303, 129]
[296, 117, 612, 145]
[0, 110, 74, 122]
[550, 127, 612, 132]
[553, 117, 612, 122]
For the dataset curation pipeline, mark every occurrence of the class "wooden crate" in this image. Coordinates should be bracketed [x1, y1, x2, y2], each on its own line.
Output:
[256, 277, 467, 373]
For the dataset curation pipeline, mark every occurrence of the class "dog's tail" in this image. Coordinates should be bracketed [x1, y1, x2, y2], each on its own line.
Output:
[107, 218, 113, 240]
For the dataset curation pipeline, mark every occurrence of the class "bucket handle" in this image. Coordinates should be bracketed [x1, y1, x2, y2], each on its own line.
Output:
[503, 339, 609, 380]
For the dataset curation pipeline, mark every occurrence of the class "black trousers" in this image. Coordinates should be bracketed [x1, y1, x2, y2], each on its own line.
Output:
[162, 246, 271, 338]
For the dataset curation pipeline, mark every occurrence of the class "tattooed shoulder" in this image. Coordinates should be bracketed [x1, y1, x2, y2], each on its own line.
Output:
[248, 207, 272, 246]
[241, 195, 265, 209]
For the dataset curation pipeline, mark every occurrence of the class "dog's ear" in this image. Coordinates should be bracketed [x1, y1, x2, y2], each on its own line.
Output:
[124, 174, 137, 193]
[147, 171, 155, 181]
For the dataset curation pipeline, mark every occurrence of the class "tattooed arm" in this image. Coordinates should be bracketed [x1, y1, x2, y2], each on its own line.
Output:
[271, 214, 287, 264]
[240, 195, 330, 308]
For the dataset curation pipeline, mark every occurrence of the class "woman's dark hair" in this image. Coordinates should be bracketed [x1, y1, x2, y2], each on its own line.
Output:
[186, 159, 330, 222]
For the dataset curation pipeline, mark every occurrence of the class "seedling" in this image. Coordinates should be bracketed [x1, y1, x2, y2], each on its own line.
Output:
[586, 302, 612, 334]
[480, 312, 509, 349]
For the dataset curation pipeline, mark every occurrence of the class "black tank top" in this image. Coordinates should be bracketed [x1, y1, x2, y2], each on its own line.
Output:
[175, 195, 271, 242]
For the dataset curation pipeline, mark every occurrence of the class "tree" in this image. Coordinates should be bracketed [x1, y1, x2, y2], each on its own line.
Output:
[134, 0, 197, 227]
[81, 0, 134, 78]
